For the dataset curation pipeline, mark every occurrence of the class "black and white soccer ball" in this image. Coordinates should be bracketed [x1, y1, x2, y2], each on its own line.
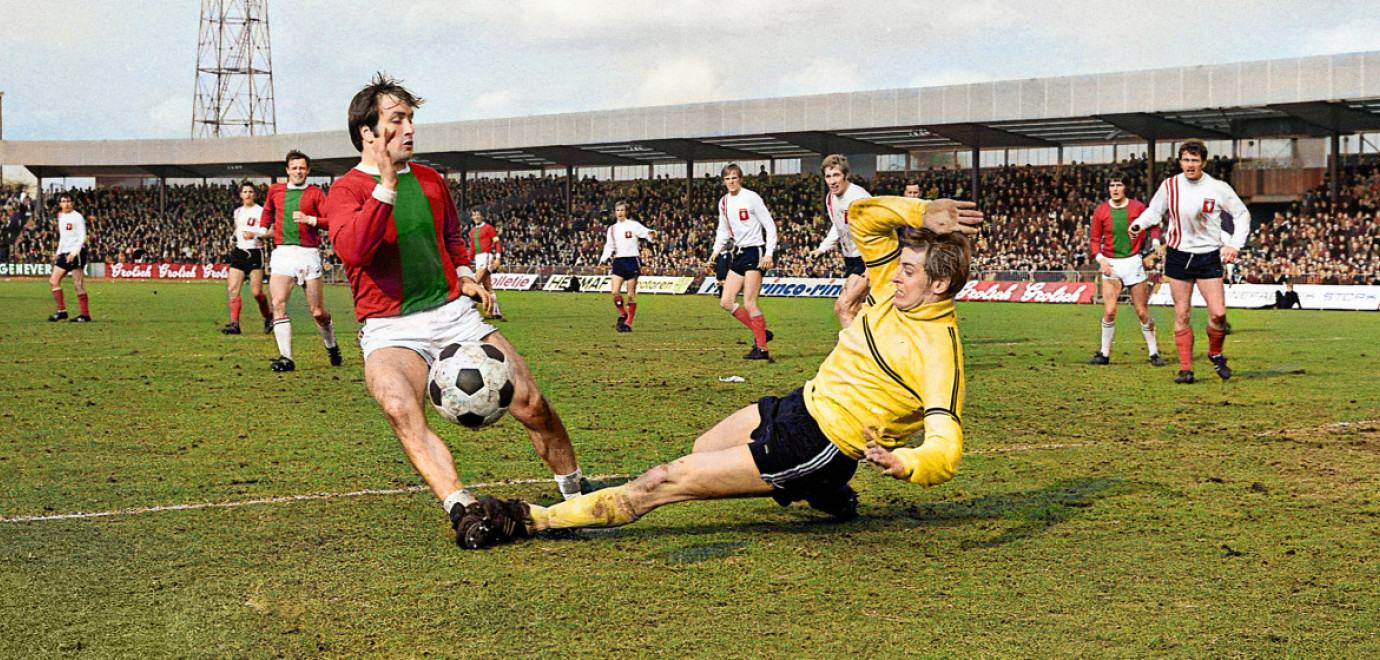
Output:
[428, 342, 515, 429]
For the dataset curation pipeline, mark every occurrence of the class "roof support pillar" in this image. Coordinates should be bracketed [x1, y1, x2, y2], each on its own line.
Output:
[1145, 139, 1157, 200]
[970, 146, 980, 202]
[685, 159, 693, 216]
[1330, 132, 1341, 209]
[565, 165, 573, 220]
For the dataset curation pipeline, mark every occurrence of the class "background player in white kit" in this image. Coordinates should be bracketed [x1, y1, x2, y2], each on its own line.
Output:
[809, 154, 872, 327]
[598, 200, 655, 332]
[47, 193, 92, 322]
[221, 181, 274, 335]
[708, 164, 778, 361]
[469, 209, 504, 321]
[1130, 140, 1249, 384]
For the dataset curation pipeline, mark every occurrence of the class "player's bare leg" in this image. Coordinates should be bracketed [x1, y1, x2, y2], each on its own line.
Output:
[528, 410, 775, 531]
[1089, 276, 1123, 364]
[718, 271, 745, 313]
[305, 277, 340, 366]
[690, 405, 761, 453]
[740, 269, 772, 358]
[1169, 277, 1197, 382]
[269, 273, 296, 369]
[476, 267, 501, 319]
[47, 266, 71, 320]
[68, 266, 90, 321]
[610, 274, 627, 329]
[480, 330, 578, 477]
[248, 269, 270, 332]
[1129, 281, 1164, 365]
[1197, 277, 1232, 380]
[365, 348, 466, 500]
[834, 273, 869, 328]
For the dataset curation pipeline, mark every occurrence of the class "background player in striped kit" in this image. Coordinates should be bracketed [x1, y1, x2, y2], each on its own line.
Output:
[469, 209, 504, 321]
[221, 181, 273, 335]
[324, 74, 590, 548]
[809, 154, 872, 328]
[1086, 171, 1166, 367]
[262, 151, 341, 372]
[708, 164, 778, 361]
[598, 200, 655, 332]
[1130, 140, 1250, 384]
[46, 193, 91, 322]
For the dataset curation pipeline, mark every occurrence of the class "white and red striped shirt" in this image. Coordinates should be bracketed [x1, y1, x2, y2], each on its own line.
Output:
[234, 204, 266, 250]
[600, 220, 652, 261]
[712, 188, 777, 257]
[817, 182, 871, 258]
[1132, 172, 1249, 254]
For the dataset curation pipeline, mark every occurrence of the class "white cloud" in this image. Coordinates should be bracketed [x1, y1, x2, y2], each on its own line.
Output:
[149, 95, 190, 138]
[636, 58, 726, 107]
[470, 89, 519, 118]
[777, 58, 867, 97]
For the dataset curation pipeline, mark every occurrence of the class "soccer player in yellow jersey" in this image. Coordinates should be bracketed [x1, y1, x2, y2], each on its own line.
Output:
[464, 196, 983, 546]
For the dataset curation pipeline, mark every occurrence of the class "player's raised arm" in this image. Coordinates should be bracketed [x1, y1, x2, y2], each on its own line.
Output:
[848, 196, 927, 293]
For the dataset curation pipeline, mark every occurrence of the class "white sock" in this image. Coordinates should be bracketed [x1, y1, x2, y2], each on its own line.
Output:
[1100, 321, 1115, 356]
[492, 297, 502, 316]
[442, 489, 478, 514]
[317, 322, 337, 349]
[1142, 322, 1160, 356]
[555, 469, 584, 500]
[273, 318, 293, 359]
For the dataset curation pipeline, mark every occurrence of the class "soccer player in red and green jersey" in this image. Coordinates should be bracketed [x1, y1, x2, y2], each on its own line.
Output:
[1086, 172, 1165, 367]
[323, 74, 589, 548]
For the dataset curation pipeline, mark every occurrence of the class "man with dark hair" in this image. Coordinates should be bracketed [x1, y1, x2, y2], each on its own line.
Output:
[466, 196, 983, 547]
[1087, 171, 1165, 366]
[323, 73, 590, 549]
[222, 181, 273, 335]
[47, 193, 91, 322]
[261, 150, 339, 371]
[1131, 139, 1250, 384]
[810, 154, 872, 327]
[708, 163, 779, 361]
[469, 209, 504, 320]
[902, 180, 922, 199]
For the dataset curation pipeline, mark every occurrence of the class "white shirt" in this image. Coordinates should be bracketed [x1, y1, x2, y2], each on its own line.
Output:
[56, 211, 86, 254]
[1132, 172, 1250, 254]
[234, 204, 267, 250]
[817, 182, 872, 258]
[713, 188, 778, 257]
[601, 220, 652, 262]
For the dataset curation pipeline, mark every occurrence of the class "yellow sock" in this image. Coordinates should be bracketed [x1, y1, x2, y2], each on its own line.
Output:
[535, 486, 639, 530]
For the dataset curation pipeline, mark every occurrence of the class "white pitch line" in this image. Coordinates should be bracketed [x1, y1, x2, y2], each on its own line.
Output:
[2, 442, 1101, 524]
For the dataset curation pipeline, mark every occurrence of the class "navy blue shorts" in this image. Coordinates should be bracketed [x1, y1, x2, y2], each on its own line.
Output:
[611, 256, 641, 280]
[748, 388, 858, 498]
[713, 250, 731, 282]
[229, 247, 265, 273]
[1165, 248, 1224, 281]
[843, 255, 866, 277]
[729, 246, 764, 275]
[53, 248, 87, 272]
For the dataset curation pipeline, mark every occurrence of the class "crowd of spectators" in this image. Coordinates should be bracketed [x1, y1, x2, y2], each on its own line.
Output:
[4, 154, 1377, 286]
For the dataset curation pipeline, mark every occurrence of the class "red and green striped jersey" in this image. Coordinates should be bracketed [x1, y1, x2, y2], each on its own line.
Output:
[324, 163, 471, 322]
[1090, 199, 1153, 259]
[261, 183, 329, 247]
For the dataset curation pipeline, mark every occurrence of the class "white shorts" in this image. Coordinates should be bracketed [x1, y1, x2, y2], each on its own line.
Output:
[1103, 255, 1148, 287]
[358, 296, 497, 363]
[270, 245, 323, 285]
[474, 252, 498, 274]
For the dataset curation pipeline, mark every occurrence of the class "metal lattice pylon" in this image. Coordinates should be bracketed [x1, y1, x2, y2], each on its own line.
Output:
[191, 0, 276, 138]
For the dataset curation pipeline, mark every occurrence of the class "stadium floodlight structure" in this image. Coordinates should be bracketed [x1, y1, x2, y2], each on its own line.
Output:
[191, 0, 277, 138]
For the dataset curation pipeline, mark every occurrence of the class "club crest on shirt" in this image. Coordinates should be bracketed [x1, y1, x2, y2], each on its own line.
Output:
[1202, 199, 1216, 213]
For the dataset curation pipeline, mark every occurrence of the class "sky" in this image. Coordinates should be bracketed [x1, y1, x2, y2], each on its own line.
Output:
[1, 0, 1379, 142]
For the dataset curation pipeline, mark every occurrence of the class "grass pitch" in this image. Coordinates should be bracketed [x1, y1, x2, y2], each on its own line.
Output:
[1, 279, 1377, 658]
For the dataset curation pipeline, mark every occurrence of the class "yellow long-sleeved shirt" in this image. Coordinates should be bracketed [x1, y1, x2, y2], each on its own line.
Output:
[802, 196, 965, 487]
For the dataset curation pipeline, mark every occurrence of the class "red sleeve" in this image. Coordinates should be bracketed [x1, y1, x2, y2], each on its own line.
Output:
[440, 178, 470, 268]
[260, 186, 277, 231]
[1090, 204, 1106, 258]
[325, 174, 394, 269]
[306, 187, 329, 229]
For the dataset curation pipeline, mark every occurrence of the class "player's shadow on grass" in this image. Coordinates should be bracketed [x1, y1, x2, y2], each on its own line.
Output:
[897, 476, 1126, 549]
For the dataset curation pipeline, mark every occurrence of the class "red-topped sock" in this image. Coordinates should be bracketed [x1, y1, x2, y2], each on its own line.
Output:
[229, 297, 243, 323]
[626, 302, 637, 326]
[1206, 325, 1226, 357]
[1174, 328, 1194, 371]
[748, 315, 769, 350]
[254, 293, 270, 319]
[613, 294, 625, 320]
[78, 294, 90, 317]
[52, 288, 66, 312]
[731, 305, 753, 329]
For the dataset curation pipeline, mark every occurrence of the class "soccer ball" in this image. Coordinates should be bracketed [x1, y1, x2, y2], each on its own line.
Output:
[428, 342, 515, 428]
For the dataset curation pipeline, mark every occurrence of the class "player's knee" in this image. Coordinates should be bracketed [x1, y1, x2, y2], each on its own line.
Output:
[311, 308, 331, 324]
[718, 298, 735, 312]
[507, 388, 552, 428]
[377, 396, 421, 430]
[1209, 313, 1227, 329]
[1102, 311, 1116, 324]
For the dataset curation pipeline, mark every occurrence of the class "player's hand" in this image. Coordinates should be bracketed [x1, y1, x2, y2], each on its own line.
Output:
[370, 127, 398, 190]
[922, 199, 983, 236]
[759, 255, 774, 271]
[1221, 246, 1239, 264]
[863, 441, 907, 479]
[293, 210, 315, 226]
[460, 278, 496, 316]
[241, 231, 254, 240]
[1128, 225, 1142, 240]
[809, 249, 822, 258]
[1100, 263, 1113, 278]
